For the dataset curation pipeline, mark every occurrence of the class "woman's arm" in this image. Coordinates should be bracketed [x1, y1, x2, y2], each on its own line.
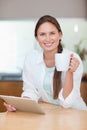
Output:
[21, 51, 40, 101]
[58, 53, 83, 108]
[62, 54, 80, 99]
[62, 70, 73, 99]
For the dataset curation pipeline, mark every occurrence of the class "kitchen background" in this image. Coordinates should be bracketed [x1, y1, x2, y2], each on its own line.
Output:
[0, 0, 87, 80]
[0, 18, 87, 74]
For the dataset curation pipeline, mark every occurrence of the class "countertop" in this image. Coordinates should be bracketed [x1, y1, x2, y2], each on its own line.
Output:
[0, 72, 22, 81]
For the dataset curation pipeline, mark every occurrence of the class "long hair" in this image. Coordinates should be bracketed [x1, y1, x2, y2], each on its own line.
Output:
[34, 15, 63, 99]
[53, 40, 63, 99]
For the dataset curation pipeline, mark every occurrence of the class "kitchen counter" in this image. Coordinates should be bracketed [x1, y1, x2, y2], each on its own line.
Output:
[0, 72, 22, 81]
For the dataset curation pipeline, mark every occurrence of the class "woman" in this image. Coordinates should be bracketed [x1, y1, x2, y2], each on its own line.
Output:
[4, 15, 87, 111]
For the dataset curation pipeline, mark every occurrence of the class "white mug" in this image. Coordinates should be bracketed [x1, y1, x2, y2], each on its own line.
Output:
[55, 53, 70, 71]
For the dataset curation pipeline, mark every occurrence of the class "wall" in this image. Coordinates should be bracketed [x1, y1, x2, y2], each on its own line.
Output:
[0, 0, 87, 19]
[0, 0, 87, 73]
[0, 19, 87, 73]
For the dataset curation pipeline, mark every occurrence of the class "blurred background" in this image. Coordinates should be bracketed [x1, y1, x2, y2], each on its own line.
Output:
[0, 0, 87, 79]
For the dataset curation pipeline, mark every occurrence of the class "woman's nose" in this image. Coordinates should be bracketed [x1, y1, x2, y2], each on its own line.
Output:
[45, 34, 51, 41]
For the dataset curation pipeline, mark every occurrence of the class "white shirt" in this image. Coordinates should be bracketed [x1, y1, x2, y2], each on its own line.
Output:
[21, 48, 87, 110]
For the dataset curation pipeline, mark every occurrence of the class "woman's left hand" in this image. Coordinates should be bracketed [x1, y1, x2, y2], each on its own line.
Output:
[69, 54, 80, 72]
[4, 102, 16, 112]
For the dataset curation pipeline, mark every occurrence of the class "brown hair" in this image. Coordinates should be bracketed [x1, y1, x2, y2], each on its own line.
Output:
[34, 15, 63, 99]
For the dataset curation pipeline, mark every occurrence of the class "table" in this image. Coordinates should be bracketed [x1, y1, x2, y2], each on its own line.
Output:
[0, 103, 87, 130]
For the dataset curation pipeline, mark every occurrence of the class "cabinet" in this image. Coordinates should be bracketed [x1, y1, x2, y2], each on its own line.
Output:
[0, 81, 87, 112]
[80, 81, 87, 105]
[0, 81, 23, 112]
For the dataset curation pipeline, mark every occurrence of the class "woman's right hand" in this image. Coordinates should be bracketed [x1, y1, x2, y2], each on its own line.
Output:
[4, 102, 16, 112]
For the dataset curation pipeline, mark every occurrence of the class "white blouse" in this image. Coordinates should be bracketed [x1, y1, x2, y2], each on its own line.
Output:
[21, 48, 87, 110]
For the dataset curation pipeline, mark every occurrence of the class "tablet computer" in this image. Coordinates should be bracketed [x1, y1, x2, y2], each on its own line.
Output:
[0, 95, 45, 114]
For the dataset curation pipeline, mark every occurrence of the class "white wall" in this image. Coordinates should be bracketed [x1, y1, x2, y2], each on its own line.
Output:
[0, 0, 87, 73]
[0, 19, 87, 73]
[0, 0, 87, 19]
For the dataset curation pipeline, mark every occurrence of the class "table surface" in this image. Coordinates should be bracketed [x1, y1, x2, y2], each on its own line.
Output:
[0, 103, 87, 130]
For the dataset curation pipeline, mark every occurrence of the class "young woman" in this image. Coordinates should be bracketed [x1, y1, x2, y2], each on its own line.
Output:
[4, 15, 87, 111]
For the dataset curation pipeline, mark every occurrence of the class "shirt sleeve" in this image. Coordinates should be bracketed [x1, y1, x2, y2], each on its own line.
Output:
[58, 54, 83, 108]
[21, 52, 40, 102]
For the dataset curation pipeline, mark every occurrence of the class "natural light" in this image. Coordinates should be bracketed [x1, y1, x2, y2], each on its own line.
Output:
[0, 19, 87, 73]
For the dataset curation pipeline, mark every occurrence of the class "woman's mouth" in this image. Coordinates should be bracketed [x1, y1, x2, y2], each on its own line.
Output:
[44, 42, 53, 47]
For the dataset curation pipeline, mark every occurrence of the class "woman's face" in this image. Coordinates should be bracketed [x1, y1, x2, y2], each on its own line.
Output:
[36, 22, 62, 53]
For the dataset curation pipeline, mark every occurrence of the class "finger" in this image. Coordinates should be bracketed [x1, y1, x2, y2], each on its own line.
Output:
[4, 102, 16, 112]
[69, 59, 80, 72]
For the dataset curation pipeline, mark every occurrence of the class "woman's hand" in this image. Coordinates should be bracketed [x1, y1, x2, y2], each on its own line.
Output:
[4, 102, 16, 112]
[69, 54, 80, 72]
[3, 96, 30, 112]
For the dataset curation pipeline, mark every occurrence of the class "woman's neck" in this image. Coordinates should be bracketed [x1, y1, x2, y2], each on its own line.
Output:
[44, 51, 56, 67]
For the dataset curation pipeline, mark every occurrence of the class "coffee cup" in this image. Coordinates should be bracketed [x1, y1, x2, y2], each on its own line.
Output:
[55, 53, 70, 71]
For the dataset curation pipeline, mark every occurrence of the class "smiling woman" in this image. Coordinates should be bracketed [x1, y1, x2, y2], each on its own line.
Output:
[3, 15, 87, 112]
[0, 19, 87, 74]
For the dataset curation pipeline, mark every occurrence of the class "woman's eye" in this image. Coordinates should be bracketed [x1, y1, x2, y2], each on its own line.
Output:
[40, 33, 45, 36]
[50, 32, 55, 35]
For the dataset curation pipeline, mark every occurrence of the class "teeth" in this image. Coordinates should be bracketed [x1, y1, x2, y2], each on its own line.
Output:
[44, 43, 53, 46]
